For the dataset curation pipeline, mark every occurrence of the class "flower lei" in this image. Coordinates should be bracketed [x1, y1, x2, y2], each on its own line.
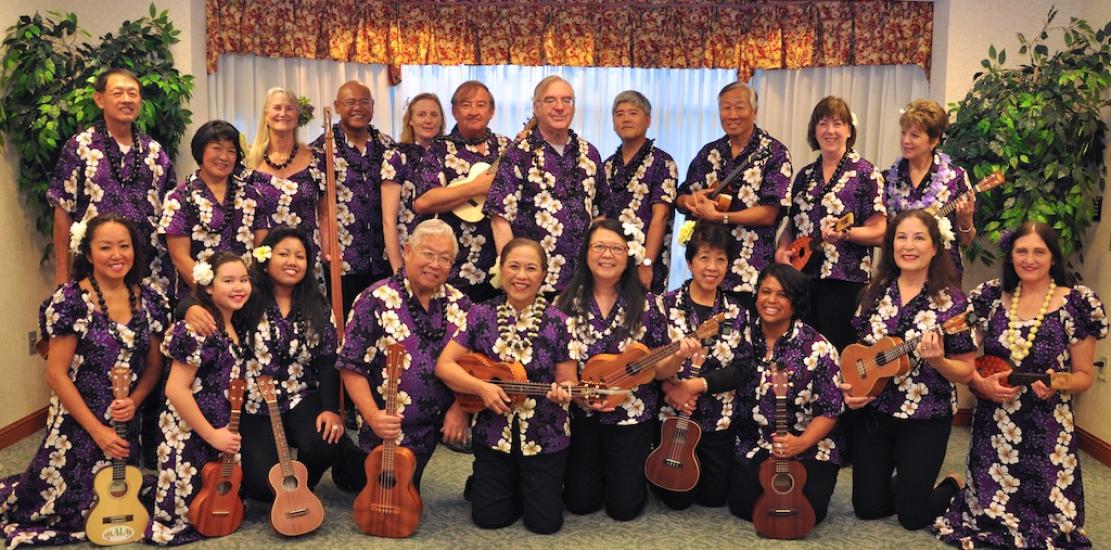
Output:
[266, 300, 308, 368]
[570, 296, 626, 351]
[184, 171, 243, 234]
[1006, 281, 1057, 364]
[885, 152, 955, 213]
[608, 141, 655, 265]
[333, 123, 384, 180]
[493, 296, 548, 365]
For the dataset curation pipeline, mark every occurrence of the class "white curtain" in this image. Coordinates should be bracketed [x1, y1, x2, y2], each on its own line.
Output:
[207, 57, 930, 288]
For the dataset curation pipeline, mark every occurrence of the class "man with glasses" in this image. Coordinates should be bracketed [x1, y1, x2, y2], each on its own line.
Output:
[487, 75, 608, 297]
[312, 80, 396, 316]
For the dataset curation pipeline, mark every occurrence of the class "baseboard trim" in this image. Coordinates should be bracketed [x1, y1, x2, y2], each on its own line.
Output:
[0, 407, 48, 451]
[953, 408, 972, 426]
[1077, 426, 1111, 468]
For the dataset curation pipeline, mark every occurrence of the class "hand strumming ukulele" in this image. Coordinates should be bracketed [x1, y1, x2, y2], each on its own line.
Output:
[840, 310, 977, 398]
[706, 149, 772, 212]
[752, 363, 815, 540]
[580, 313, 725, 409]
[926, 172, 1005, 219]
[257, 376, 325, 537]
[972, 354, 1071, 398]
[453, 352, 629, 414]
[645, 348, 707, 492]
[188, 378, 247, 537]
[444, 117, 538, 223]
[784, 213, 855, 273]
[85, 366, 149, 546]
[354, 344, 422, 537]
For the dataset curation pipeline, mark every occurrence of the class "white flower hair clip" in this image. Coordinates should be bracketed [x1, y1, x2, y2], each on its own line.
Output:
[851, 112, 859, 128]
[193, 261, 215, 286]
[68, 220, 88, 254]
[252, 245, 272, 263]
[936, 216, 956, 248]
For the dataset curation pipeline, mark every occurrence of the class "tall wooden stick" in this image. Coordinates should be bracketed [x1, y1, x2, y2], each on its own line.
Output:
[322, 108, 347, 415]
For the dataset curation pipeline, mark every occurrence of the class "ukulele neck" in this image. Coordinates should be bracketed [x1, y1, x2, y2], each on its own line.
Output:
[112, 418, 127, 481]
[264, 397, 295, 478]
[933, 188, 974, 218]
[220, 406, 242, 477]
[774, 392, 789, 470]
[382, 361, 400, 463]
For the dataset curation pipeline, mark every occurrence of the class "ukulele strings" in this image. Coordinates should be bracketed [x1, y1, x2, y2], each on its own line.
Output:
[855, 321, 965, 373]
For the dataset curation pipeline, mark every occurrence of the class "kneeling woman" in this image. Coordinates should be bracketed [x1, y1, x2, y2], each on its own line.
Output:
[728, 263, 845, 525]
[149, 252, 251, 545]
[557, 219, 697, 521]
[0, 215, 168, 548]
[185, 227, 342, 501]
[436, 238, 575, 534]
[842, 209, 976, 530]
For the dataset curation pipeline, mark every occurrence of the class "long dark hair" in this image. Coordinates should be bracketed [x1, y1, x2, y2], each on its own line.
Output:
[192, 251, 250, 332]
[247, 226, 330, 336]
[1001, 221, 1071, 292]
[72, 214, 147, 287]
[556, 219, 646, 333]
[756, 264, 810, 321]
[859, 209, 957, 310]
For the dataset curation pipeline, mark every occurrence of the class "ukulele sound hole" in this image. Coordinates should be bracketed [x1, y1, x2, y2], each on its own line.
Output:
[216, 480, 232, 495]
[378, 472, 397, 489]
[109, 480, 128, 498]
[771, 473, 795, 494]
[282, 475, 300, 491]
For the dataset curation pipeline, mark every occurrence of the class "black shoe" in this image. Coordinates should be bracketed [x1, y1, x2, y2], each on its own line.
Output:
[463, 475, 474, 502]
[444, 440, 473, 454]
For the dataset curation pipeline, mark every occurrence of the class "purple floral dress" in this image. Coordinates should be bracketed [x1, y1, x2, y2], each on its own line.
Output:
[0, 282, 167, 549]
[336, 274, 471, 457]
[657, 283, 747, 433]
[148, 321, 247, 545]
[241, 300, 338, 416]
[48, 124, 176, 295]
[158, 171, 268, 300]
[851, 280, 977, 420]
[884, 152, 972, 277]
[452, 296, 571, 455]
[788, 149, 887, 282]
[734, 318, 845, 465]
[418, 128, 510, 293]
[932, 281, 1108, 549]
[251, 154, 327, 290]
[311, 125, 395, 276]
[602, 140, 678, 293]
[486, 127, 607, 293]
[678, 130, 793, 294]
[566, 294, 668, 425]
[382, 142, 430, 252]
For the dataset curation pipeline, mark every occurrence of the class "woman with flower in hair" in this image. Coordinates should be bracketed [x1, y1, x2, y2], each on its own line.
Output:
[775, 96, 887, 353]
[557, 218, 699, 521]
[160, 120, 268, 301]
[932, 222, 1106, 549]
[842, 209, 977, 531]
[883, 99, 976, 280]
[0, 214, 168, 548]
[149, 252, 252, 545]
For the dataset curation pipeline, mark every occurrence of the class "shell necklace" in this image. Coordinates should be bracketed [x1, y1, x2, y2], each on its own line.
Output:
[1006, 281, 1056, 364]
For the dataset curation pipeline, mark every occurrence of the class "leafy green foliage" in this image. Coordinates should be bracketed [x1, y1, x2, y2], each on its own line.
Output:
[948, 7, 1110, 272]
[0, 4, 192, 244]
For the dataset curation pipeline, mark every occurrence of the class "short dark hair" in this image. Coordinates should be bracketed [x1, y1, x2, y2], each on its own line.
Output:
[806, 96, 856, 151]
[451, 80, 495, 109]
[684, 221, 733, 264]
[94, 68, 140, 93]
[71, 214, 147, 287]
[756, 264, 810, 321]
[1001, 221, 1071, 292]
[501, 238, 548, 275]
[191, 120, 244, 166]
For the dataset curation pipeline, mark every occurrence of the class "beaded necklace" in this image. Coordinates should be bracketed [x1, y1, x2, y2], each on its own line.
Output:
[1006, 281, 1057, 364]
[493, 295, 548, 365]
[607, 139, 654, 194]
[452, 127, 492, 147]
[263, 143, 299, 170]
[396, 272, 446, 342]
[265, 299, 307, 367]
[333, 124, 383, 179]
[89, 276, 143, 368]
[96, 119, 144, 187]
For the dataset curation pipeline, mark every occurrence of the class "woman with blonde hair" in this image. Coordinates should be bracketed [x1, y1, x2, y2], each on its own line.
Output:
[382, 93, 445, 273]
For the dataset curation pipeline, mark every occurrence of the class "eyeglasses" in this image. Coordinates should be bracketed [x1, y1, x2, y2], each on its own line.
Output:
[540, 97, 575, 106]
[342, 99, 374, 108]
[589, 242, 628, 256]
[415, 249, 453, 267]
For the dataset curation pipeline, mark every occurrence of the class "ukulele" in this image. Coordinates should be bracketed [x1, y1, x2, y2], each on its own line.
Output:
[784, 212, 855, 273]
[85, 366, 148, 546]
[453, 352, 630, 414]
[706, 149, 772, 212]
[841, 311, 977, 398]
[354, 344, 422, 538]
[257, 376, 325, 537]
[752, 363, 816, 540]
[188, 378, 247, 537]
[926, 172, 1005, 219]
[972, 354, 1071, 397]
[580, 313, 726, 408]
[645, 348, 707, 492]
[445, 117, 538, 223]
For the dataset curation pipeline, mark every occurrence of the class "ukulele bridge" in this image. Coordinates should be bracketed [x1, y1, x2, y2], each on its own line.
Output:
[370, 504, 399, 514]
[285, 508, 308, 518]
[664, 458, 681, 468]
[855, 359, 867, 378]
[770, 509, 800, 516]
[102, 515, 135, 524]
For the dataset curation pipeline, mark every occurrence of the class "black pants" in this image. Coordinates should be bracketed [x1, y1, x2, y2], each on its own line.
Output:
[470, 420, 568, 534]
[239, 393, 341, 502]
[335, 432, 435, 492]
[805, 278, 864, 353]
[848, 406, 959, 530]
[652, 427, 735, 510]
[728, 449, 840, 525]
[563, 416, 654, 521]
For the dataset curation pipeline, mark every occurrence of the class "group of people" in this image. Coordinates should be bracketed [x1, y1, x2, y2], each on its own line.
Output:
[0, 66, 1106, 550]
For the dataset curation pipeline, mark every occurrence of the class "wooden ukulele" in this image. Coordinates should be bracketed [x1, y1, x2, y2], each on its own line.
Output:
[354, 344, 422, 538]
[257, 376, 325, 537]
[753, 363, 816, 539]
[707, 149, 772, 212]
[841, 311, 977, 398]
[86, 366, 148, 546]
[188, 378, 247, 537]
[784, 212, 855, 272]
[645, 348, 707, 492]
[972, 354, 1071, 397]
[926, 171, 1005, 219]
[453, 352, 630, 414]
[445, 117, 538, 223]
[581, 313, 726, 408]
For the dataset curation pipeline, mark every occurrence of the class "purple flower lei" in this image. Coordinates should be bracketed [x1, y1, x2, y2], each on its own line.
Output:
[885, 151, 955, 212]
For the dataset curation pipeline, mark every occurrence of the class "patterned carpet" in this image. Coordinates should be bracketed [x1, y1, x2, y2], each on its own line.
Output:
[1, 426, 1108, 549]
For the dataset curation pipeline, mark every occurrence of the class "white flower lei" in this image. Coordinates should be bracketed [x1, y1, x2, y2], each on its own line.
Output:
[493, 296, 548, 365]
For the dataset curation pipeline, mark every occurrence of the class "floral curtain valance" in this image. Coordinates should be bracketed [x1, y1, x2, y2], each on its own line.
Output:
[205, 0, 933, 80]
